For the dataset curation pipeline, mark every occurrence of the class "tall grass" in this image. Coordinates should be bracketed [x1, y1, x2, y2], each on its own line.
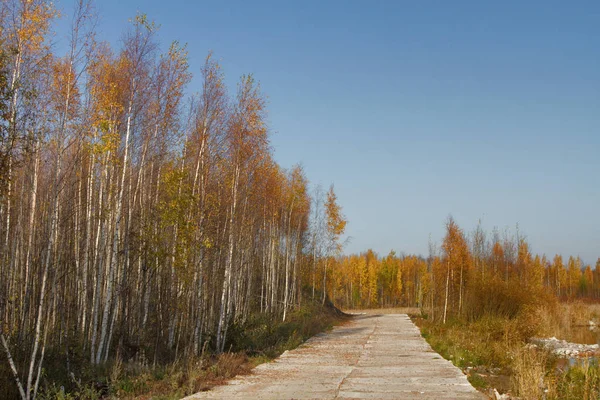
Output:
[511, 347, 548, 399]
[534, 301, 600, 339]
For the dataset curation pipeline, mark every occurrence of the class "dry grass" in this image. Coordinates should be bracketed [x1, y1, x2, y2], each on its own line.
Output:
[534, 301, 600, 339]
[416, 301, 600, 399]
[99, 352, 255, 399]
[511, 346, 548, 399]
[214, 352, 251, 379]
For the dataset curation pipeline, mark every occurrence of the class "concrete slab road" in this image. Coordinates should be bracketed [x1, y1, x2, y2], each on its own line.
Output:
[183, 314, 486, 400]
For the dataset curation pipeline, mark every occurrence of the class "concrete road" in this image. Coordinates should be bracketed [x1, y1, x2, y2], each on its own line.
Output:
[183, 314, 486, 399]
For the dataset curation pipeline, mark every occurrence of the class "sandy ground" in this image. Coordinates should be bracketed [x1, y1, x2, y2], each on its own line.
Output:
[183, 313, 485, 399]
[345, 307, 421, 315]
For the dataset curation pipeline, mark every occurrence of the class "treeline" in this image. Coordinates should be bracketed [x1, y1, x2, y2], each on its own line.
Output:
[0, 2, 346, 399]
[332, 217, 600, 320]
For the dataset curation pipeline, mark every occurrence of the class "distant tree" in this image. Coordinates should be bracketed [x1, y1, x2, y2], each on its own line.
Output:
[322, 185, 347, 304]
[567, 256, 582, 298]
[441, 216, 471, 323]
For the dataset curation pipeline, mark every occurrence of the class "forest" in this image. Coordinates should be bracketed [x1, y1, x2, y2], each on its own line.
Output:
[331, 218, 600, 318]
[0, 1, 348, 398]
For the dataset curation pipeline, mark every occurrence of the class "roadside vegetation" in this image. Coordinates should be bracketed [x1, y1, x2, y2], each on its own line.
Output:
[34, 299, 347, 400]
[415, 302, 600, 399]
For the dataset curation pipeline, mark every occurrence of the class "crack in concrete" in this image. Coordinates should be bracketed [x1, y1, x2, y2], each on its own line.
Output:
[333, 316, 378, 398]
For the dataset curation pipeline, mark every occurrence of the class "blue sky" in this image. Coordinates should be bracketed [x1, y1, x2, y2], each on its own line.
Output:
[55, 0, 599, 263]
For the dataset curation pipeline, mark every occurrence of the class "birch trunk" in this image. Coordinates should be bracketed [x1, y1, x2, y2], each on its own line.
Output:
[96, 87, 134, 363]
[443, 260, 450, 324]
[216, 164, 239, 353]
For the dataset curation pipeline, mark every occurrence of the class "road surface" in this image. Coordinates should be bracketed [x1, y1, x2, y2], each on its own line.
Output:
[183, 313, 486, 399]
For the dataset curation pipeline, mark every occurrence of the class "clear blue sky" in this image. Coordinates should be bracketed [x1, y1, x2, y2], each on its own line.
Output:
[56, 0, 599, 263]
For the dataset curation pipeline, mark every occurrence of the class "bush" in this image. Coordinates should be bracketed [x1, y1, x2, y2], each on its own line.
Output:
[464, 276, 556, 322]
[226, 299, 346, 357]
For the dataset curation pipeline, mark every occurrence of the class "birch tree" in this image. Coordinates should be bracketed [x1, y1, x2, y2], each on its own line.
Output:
[0, 4, 318, 396]
[322, 185, 346, 304]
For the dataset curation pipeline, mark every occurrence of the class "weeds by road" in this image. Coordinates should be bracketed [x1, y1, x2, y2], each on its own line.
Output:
[414, 302, 600, 400]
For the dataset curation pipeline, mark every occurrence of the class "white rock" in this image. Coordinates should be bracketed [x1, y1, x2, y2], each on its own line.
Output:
[493, 388, 511, 400]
